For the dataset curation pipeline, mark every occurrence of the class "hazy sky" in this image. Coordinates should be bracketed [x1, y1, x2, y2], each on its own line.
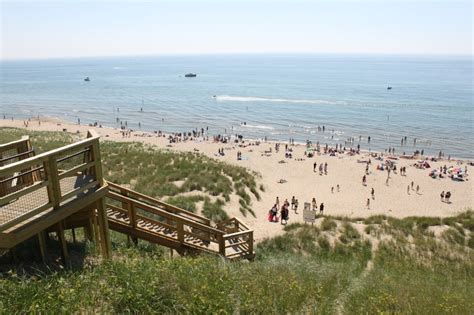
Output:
[1, 0, 472, 60]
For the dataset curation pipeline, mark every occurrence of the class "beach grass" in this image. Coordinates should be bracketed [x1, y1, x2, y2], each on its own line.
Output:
[2, 212, 472, 313]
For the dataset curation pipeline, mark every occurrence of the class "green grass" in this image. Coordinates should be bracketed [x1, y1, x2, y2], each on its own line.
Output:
[165, 195, 205, 213]
[339, 222, 360, 244]
[1, 214, 473, 314]
[442, 227, 465, 246]
[321, 217, 337, 231]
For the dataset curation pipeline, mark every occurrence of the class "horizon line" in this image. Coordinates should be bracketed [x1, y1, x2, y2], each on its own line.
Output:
[1, 51, 473, 62]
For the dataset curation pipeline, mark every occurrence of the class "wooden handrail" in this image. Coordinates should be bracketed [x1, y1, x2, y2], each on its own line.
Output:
[107, 181, 211, 225]
[106, 191, 224, 235]
[0, 136, 99, 177]
[232, 217, 251, 231]
[223, 229, 253, 240]
[0, 136, 29, 151]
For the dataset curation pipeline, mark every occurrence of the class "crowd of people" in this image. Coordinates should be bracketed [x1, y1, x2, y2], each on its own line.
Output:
[268, 196, 326, 224]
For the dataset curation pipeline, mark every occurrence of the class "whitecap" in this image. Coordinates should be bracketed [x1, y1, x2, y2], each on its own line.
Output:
[241, 124, 274, 130]
[215, 95, 341, 105]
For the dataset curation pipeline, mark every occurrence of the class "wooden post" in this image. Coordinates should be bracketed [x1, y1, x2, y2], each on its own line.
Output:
[84, 215, 94, 242]
[93, 210, 100, 247]
[129, 202, 138, 245]
[45, 156, 61, 208]
[248, 232, 254, 256]
[177, 222, 184, 244]
[57, 221, 69, 266]
[91, 141, 105, 186]
[96, 198, 111, 259]
[37, 231, 48, 263]
[218, 233, 226, 257]
[71, 228, 77, 244]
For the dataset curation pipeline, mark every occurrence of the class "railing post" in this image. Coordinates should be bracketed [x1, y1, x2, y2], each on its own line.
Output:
[128, 202, 136, 228]
[44, 156, 61, 208]
[248, 231, 254, 255]
[218, 233, 226, 257]
[177, 221, 184, 244]
[91, 141, 104, 186]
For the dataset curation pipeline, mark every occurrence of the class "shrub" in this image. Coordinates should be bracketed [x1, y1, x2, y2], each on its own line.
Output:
[320, 218, 337, 231]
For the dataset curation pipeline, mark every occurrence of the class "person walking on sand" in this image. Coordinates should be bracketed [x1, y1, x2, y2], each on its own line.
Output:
[294, 199, 299, 214]
[276, 197, 280, 210]
[269, 204, 278, 222]
[313, 162, 317, 172]
[337, 184, 340, 192]
[407, 185, 410, 195]
[440, 191, 445, 202]
[362, 175, 367, 186]
[411, 181, 414, 190]
[445, 191, 451, 203]
[331, 186, 334, 193]
[319, 203, 324, 216]
[312, 198, 317, 211]
[416, 185, 420, 194]
[366, 198, 370, 209]
[291, 196, 296, 210]
[371, 188, 375, 200]
[281, 204, 289, 225]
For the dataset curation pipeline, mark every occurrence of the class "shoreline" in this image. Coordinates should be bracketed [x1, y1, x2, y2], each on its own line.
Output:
[3, 110, 472, 161]
[6, 115, 471, 163]
[1, 116, 473, 241]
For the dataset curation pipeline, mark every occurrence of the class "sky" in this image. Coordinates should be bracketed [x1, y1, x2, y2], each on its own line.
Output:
[0, 0, 472, 60]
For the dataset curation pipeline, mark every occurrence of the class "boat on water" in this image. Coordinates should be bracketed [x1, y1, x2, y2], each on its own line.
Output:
[387, 86, 392, 90]
[84, 77, 91, 82]
[185, 73, 197, 78]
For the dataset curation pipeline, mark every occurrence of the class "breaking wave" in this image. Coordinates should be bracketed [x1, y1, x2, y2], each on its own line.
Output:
[215, 95, 340, 105]
[240, 124, 274, 130]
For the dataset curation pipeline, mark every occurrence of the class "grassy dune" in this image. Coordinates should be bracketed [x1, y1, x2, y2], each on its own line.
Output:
[0, 212, 472, 313]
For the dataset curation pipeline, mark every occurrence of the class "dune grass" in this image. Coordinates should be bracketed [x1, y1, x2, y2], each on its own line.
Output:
[2, 212, 472, 314]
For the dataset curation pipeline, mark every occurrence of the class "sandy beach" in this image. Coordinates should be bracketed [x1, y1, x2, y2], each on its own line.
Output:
[2, 117, 473, 241]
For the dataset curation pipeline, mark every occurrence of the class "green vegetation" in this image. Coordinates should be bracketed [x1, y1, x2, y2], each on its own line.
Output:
[2, 212, 472, 313]
[0, 128, 262, 222]
[321, 217, 337, 231]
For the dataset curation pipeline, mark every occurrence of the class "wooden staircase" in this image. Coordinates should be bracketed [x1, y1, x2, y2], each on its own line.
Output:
[105, 182, 255, 259]
[0, 131, 255, 262]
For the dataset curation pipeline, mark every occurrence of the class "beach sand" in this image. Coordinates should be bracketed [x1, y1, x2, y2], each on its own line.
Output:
[2, 118, 473, 241]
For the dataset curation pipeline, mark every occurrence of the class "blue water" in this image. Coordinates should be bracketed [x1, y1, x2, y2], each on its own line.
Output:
[1, 54, 472, 159]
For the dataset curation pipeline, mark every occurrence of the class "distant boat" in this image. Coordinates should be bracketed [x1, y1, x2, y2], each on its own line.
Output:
[387, 86, 392, 90]
[84, 77, 91, 82]
[185, 73, 197, 78]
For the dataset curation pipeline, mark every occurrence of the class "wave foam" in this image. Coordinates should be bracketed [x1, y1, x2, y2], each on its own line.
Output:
[241, 124, 274, 130]
[215, 95, 339, 105]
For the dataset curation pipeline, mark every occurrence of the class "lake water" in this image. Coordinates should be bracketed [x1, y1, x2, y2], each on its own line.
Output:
[0, 54, 472, 159]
